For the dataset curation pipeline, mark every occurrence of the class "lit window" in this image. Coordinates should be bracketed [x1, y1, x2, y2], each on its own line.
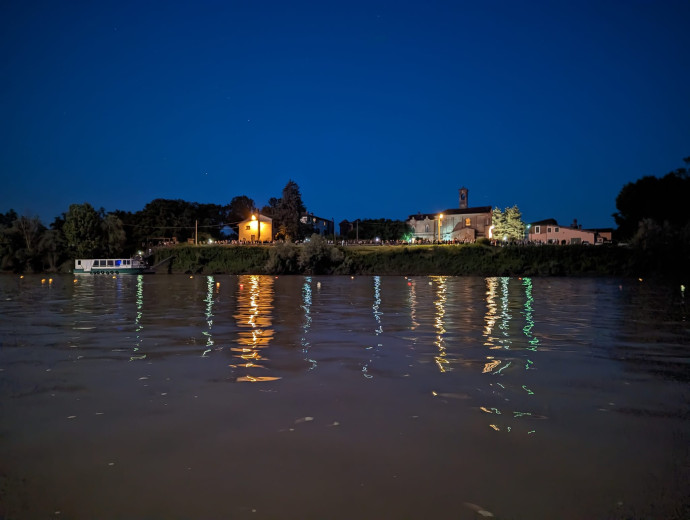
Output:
[465, 217, 471, 226]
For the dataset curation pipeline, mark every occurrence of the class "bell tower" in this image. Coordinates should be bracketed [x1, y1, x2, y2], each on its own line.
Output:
[459, 187, 468, 209]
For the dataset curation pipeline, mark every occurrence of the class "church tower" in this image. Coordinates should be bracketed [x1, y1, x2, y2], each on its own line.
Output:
[459, 187, 468, 209]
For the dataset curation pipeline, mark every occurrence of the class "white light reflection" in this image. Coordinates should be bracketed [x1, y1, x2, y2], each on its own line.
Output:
[131, 274, 146, 361]
[201, 276, 215, 356]
[407, 278, 419, 330]
[301, 277, 316, 370]
[362, 276, 383, 379]
[432, 276, 448, 372]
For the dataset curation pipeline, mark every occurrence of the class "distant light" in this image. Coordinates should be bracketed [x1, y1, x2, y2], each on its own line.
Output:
[251, 215, 257, 221]
[208, 238, 213, 244]
[503, 235, 507, 241]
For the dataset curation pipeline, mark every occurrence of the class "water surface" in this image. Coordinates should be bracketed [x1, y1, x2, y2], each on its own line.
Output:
[1, 274, 688, 519]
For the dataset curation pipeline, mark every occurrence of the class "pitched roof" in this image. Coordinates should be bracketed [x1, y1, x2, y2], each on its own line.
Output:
[408, 206, 492, 220]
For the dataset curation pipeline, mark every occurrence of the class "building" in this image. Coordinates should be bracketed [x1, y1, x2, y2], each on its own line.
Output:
[528, 218, 612, 244]
[406, 187, 493, 242]
[300, 213, 334, 237]
[238, 214, 272, 243]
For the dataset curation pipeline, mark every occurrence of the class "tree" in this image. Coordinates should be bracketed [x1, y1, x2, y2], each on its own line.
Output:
[273, 180, 306, 241]
[226, 195, 255, 224]
[260, 197, 280, 219]
[101, 213, 126, 256]
[345, 219, 412, 241]
[63, 203, 103, 257]
[492, 206, 525, 242]
[614, 157, 690, 240]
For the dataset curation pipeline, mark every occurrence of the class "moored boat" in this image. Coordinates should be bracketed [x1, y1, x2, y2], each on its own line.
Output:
[73, 258, 152, 275]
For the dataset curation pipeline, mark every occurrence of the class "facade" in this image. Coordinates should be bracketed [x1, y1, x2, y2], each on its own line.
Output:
[301, 213, 334, 237]
[528, 218, 612, 244]
[406, 187, 493, 242]
[238, 214, 272, 242]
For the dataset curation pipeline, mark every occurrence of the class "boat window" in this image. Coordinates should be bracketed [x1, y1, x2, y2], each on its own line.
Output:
[107, 260, 114, 266]
[77, 260, 81, 266]
[93, 260, 100, 266]
[124, 259, 130, 265]
[115, 260, 122, 266]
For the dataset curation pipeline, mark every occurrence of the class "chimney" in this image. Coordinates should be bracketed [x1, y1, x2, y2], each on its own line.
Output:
[459, 187, 468, 209]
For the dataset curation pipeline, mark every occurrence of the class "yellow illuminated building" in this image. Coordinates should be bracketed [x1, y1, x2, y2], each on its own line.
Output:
[238, 214, 273, 243]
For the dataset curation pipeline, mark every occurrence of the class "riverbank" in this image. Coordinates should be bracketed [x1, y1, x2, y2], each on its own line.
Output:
[150, 242, 644, 277]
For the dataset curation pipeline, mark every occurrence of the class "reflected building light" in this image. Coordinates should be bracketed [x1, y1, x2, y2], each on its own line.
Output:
[483, 277, 498, 347]
[134, 274, 144, 354]
[408, 278, 419, 330]
[432, 276, 448, 372]
[522, 277, 539, 353]
[201, 276, 215, 355]
[482, 358, 501, 373]
[233, 275, 276, 379]
[362, 276, 383, 379]
[499, 277, 511, 349]
[373, 276, 382, 335]
[301, 277, 316, 370]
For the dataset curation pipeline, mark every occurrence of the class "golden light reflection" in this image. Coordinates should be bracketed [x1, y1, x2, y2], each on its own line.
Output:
[233, 275, 277, 382]
[483, 277, 498, 347]
[432, 276, 448, 372]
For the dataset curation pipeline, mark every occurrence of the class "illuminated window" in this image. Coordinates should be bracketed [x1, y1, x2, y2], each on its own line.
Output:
[465, 217, 471, 226]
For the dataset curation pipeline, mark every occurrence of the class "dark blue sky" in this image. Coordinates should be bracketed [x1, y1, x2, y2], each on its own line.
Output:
[2, 0, 689, 229]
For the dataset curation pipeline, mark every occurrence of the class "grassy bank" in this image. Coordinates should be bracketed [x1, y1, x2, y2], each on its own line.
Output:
[152, 242, 644, 278]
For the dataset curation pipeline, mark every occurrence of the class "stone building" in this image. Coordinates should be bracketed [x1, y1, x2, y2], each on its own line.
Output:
[406, 187, 493, 242]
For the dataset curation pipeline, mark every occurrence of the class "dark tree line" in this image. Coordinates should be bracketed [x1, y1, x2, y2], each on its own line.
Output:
[613, 156, 690, 278]
[614, 157, 690, 242]
[0, 180, 312, 272]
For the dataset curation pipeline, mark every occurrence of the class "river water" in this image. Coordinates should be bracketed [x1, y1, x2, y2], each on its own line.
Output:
[0, 274, 688, 519]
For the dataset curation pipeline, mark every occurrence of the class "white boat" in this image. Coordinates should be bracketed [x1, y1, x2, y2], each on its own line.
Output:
[73, 258, 152, 275]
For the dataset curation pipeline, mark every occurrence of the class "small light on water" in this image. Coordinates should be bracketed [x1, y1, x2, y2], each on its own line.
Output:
[19, 275, 24, 279]
[49, 278, 53, 284]
[41, 279, 45, 284]
[73, 279, 77, 283]
[189, 275, 193, 279]
[638, 278, 643, 282]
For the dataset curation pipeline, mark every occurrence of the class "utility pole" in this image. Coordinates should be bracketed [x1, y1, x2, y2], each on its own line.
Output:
[195, 220, 198, 245]
[356, 219, 359, 243]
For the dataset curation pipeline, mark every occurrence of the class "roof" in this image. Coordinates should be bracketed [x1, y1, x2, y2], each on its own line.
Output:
[407, 206, 492, 220]
[529, 218, 559, 226]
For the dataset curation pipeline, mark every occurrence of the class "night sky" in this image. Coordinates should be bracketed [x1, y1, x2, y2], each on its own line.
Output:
[2, 0, 689, 229]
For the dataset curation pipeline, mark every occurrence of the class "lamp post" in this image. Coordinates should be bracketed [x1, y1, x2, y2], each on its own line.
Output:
[437, 214, 443, 243]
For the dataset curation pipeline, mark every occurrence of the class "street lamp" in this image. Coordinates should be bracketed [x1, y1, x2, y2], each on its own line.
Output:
[437, 214, 444, 243]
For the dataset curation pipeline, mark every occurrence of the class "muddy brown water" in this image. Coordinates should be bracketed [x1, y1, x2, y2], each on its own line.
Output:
[1, 274, 688, 519]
